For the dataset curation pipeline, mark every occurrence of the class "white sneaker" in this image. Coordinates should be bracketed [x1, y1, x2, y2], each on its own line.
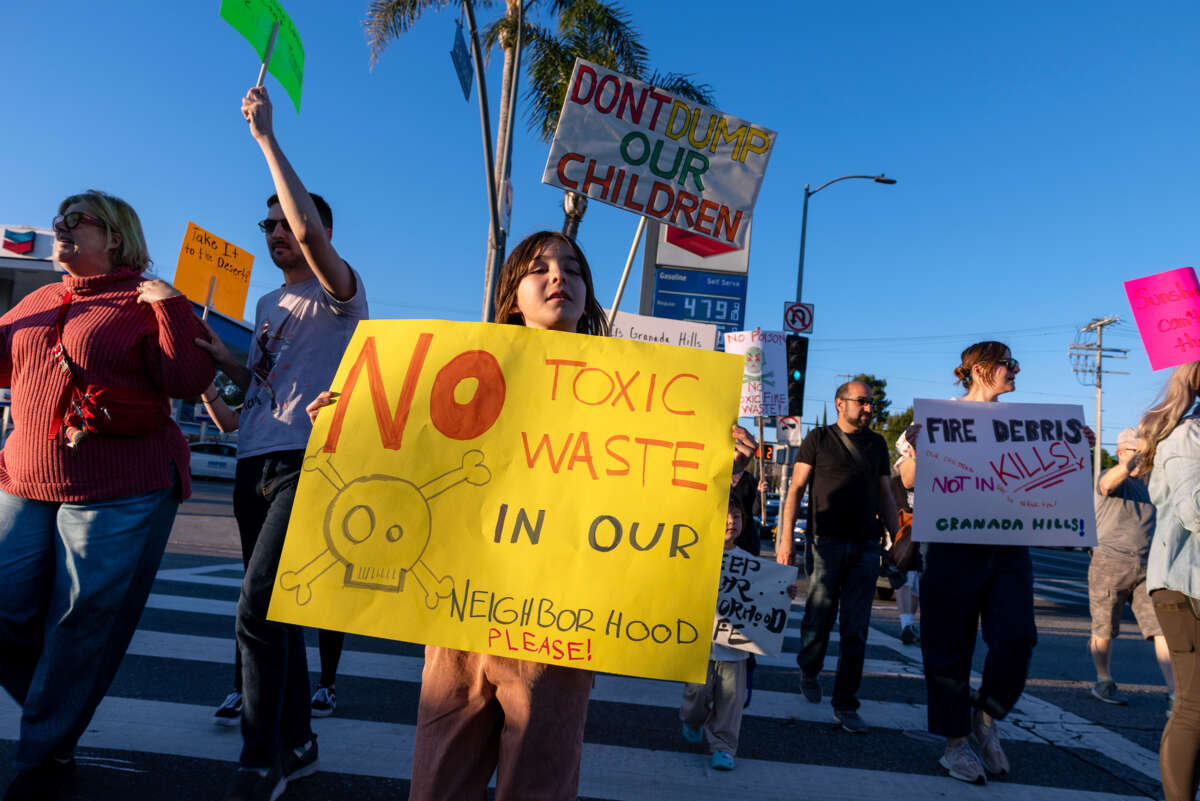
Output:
[939, 740, 987, 785]
[213, 690, 243, 727]
[972, 711, 1010, 776]
[310, 685, 337, 718]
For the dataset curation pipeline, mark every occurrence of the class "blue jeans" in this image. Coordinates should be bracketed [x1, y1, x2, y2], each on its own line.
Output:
[795, 537, 880, 711]
[234, 451, 312, 768]
[0, 479, 179, 770]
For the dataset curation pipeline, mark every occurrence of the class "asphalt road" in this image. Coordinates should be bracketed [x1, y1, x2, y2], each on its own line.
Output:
[0, 481, 1170, 800]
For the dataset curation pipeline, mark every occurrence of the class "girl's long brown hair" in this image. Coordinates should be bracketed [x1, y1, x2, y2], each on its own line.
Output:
[492, 231, 610, 336]
[1136, 361, 1200, 477]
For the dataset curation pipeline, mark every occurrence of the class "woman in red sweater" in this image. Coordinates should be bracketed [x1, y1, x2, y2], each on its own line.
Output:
[0, 190, 214, 801]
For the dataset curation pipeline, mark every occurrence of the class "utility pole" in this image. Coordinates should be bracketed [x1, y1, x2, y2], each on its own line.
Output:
[1069, 316, 1128, 484]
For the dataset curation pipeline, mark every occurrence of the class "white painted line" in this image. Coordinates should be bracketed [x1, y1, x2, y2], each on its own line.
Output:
[0, 695, 1140, 801]
[155, 563, 244, 588]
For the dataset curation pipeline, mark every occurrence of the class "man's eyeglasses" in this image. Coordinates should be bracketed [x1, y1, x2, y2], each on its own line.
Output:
[839, 396, 873, 406]
[257, 218, 292, 235]
[52, 212, 107, 233]
[996, 358, 1019, 371]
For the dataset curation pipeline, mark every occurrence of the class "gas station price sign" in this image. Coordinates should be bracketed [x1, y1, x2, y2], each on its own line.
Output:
[652, 267, 748, 347]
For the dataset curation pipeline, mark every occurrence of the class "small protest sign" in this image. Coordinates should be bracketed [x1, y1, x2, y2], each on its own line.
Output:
[1124, 267, 1200, 370]
[220, 0, 305, 112]
[723, 329, 788, 417]
[911, 399, 1097, 547]
[268, 320, 745, 683]
[714, 548, 797, 657]
[542, 59, 776, 249]
[607, 310, 717, 350]
[173, 222, 254, 320]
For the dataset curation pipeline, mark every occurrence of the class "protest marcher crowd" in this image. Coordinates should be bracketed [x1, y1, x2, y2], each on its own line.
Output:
[0, 85, 1197, 801]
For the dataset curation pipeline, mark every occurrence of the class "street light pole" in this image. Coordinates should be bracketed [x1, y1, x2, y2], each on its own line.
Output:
[795, 174, 896, 302]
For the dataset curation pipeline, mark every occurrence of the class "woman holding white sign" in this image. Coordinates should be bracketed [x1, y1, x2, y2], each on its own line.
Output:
[1137, 363, 1200, 801]
[917, 341, 1036, 785]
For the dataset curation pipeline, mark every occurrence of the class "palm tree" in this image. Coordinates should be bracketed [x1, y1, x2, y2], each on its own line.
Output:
[518, 0, 715, 238]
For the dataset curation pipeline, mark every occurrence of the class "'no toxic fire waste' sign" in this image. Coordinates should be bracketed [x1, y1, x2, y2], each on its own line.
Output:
[911, 399, 1097, 548]
[542, 59, 776, 249]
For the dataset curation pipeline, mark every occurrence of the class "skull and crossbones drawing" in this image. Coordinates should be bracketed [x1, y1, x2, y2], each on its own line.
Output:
[278, 448, 490, 609]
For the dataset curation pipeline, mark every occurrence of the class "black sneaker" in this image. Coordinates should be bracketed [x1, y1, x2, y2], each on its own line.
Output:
[222, 764, 286, 801]
[282, 736, 319, 782]
[900, 625, 920, 645]
[834, 708, 869, 734]
[310, 685, 336, 718]
[800, 673, 822, 704]
[214, 690, 243, 727]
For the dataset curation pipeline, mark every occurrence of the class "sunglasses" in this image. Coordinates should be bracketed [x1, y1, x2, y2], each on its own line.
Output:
[257, 218, 292, 235]
[52, 211, 107, 233]
[839, 396, 873, 406]
[996, 358, 1019, 371]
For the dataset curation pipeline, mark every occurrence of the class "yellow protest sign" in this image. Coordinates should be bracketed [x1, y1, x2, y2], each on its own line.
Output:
[268, 320, 744, 683]
[173, 222, 254, 320]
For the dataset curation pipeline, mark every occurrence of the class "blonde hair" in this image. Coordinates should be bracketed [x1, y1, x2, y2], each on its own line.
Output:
[58, 190, 152, 272]
[1135, 361, 1200, 477]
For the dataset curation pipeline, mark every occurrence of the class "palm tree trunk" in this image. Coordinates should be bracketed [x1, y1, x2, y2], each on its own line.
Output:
[561, 190, 588, 241]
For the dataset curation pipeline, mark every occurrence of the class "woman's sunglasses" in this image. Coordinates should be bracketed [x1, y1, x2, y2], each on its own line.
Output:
[52, 212, 107, 232]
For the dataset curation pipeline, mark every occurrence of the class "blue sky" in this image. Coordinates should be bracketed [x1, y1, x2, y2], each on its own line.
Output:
[3, 1, 1197, 448]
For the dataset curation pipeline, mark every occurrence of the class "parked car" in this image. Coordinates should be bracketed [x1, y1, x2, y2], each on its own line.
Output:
[189, 441, 237, 480]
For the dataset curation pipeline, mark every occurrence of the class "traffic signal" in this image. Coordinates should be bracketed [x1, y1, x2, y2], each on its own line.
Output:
[786, 334, 808, 416]
[754, 444, 775, 461]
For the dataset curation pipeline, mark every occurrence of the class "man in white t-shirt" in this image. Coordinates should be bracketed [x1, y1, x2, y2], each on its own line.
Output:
[198, 86, 368, 801]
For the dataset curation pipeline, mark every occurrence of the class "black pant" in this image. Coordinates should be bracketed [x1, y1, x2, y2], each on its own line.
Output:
[919, 542, 1037, 737]
[234, 451, 313, 767]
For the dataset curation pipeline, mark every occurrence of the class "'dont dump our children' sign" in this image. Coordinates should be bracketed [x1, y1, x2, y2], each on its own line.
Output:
[912, 399, 1097, 548]
[269, 321, 746, 684]
[542, 59, 776, 249]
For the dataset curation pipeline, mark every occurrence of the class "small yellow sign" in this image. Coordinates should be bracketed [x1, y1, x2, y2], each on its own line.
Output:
[173, 221, 254, 320]
[268, 320, 745, 683]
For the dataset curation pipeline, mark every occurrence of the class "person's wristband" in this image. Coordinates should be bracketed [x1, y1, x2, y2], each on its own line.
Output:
[202, 390, 218, 404]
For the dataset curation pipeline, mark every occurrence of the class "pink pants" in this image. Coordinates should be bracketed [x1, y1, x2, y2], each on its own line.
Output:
[409, 646, 593, 801]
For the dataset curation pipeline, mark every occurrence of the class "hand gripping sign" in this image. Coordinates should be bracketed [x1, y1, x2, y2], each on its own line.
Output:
[269, 321, 745, 683]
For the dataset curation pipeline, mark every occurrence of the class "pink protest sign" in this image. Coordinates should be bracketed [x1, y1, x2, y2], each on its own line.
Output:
[1124, 267, 1200, 370]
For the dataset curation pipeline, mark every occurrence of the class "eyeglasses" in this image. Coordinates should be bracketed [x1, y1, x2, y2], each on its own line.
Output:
[996, 358, 1019, 371]
[52, 212, 107, 233]
[839, 396, 873, 406]
[257, 218, 292, 235]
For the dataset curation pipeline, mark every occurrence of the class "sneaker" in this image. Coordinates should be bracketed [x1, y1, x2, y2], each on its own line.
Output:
[710, 750, 735, 771]
[900, 625, 920, 645]
[939, 740, 987, 785]
[282, 736, 319, 782]
[833, 708, 868, 734]
[680, 721, 703, 745]
[972, 711, 1010, 776]
[214, 690, 244, 727]
[223, 764, 286, 801]
[800, 673, 822, 704]
[1090, 679, 1128, 705]
[310, 685, 336, 717]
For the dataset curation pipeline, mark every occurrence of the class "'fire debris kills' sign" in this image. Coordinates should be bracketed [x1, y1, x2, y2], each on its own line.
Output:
[912, 399, 1097, 547]
[543, 59, 776, 249]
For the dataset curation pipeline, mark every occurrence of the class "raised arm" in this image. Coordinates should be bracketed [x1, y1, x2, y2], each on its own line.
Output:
[242, 87, 355, 301]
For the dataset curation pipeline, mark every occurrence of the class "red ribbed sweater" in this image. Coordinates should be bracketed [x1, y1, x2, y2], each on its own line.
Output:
[0, 267, 215, 502]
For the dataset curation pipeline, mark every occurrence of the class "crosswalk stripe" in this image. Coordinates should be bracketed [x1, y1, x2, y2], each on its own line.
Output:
[0, 695, 1142, 801]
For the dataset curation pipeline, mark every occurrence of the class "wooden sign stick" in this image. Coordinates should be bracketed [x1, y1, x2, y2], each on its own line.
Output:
[255, 21, 280, 87]
[202, 276, 216, 322]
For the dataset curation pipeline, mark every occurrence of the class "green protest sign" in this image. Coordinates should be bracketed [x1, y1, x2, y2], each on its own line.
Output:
[220, 0, 305, 112]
